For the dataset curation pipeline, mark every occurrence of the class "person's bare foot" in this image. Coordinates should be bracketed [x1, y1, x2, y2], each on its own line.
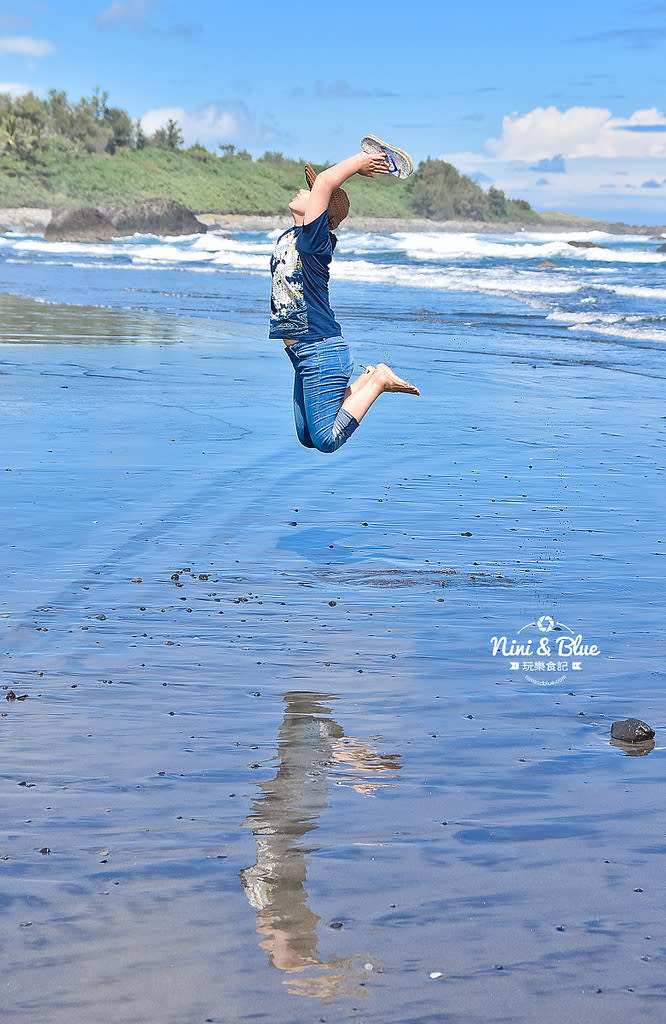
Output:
[347, 365, 376, 397]
[373, 363, 420, 395]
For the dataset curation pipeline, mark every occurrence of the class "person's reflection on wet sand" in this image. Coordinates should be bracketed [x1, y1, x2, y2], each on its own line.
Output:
[240, 691, 401, 997]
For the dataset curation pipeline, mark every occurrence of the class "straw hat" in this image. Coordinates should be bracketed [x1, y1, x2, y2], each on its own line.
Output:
[304, 163, 350, 230]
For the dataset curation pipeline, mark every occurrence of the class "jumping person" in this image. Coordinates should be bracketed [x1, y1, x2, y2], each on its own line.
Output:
[269, 140, 420, 454]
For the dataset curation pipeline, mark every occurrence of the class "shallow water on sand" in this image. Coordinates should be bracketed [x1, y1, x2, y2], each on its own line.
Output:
[1, 292, 665, 1023]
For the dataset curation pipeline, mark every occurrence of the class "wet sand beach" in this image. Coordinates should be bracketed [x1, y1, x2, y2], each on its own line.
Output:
[1, 290, 665, 1023]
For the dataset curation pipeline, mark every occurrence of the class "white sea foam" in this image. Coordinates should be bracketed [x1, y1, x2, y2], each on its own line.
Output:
[584, 248, 666, 264]
[598, 283, 666, 300]
[12, 238, 125, 258]
[565, 321, 666, 344]
[340, 229, 664, 264]
[131, 243, 216, 263]
[331, 259, 583, 297]
[546, 310, 657, 326]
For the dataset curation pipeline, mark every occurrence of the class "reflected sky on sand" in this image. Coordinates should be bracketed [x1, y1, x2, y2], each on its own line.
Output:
[1, 292, 665, 1024]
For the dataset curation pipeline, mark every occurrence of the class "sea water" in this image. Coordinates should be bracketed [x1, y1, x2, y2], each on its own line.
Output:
[1, 225, 665, 351]
[2, 226, 666, 1024]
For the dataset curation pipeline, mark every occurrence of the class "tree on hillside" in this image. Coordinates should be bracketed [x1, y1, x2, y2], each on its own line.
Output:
[487, 185, 507, 219]
[408, 159, 493, 220]
[0, 92, 44, 159]
[150, 119, 183, 150]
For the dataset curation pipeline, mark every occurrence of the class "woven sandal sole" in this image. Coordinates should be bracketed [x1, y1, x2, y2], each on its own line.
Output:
[361, 135, 414, 179]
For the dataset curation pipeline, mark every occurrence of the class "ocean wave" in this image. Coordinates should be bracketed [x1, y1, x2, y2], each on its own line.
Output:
[565, 321, 666, 344]
[331, 259, 583, 297]
[546, 309, 665, 328]
[598, 283, 666, 300]
[11, 237, 126, 258]
[339, 230, 664, 264]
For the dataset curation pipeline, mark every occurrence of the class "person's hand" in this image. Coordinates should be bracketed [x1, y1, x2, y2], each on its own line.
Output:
[357, 152, 390, 177]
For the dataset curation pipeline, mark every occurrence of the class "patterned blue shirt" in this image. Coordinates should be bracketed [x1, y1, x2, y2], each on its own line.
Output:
[269, 210, 342, 341]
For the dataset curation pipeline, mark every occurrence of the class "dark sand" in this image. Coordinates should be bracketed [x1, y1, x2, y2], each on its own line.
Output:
[1, 293, 665, 1023]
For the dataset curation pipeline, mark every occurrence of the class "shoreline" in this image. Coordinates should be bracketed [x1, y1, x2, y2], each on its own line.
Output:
[2, 206, 665, 237]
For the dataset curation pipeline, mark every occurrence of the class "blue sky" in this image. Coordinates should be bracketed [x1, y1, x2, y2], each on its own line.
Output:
[2, 0, 666, 221]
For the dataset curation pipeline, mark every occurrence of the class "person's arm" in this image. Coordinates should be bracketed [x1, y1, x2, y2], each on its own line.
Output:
[304, 151, 389, 225]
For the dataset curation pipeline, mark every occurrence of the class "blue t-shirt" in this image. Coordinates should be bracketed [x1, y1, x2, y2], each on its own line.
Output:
[269, 210, 342, 341]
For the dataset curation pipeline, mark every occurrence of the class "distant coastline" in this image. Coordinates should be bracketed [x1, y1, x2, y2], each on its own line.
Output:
[198, 212, 666, 236]
[2, 206, 665, 237]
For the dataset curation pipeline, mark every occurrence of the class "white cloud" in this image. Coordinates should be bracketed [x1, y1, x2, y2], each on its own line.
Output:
[0, 82, 34, 97]
[95, 1, 155, 30]
[0, 35, 54, 57]
[94, 1, 199, 35]
[140, 103, 278, 150]
[488, 105, 666, 160]
[439, 104, 666, 221]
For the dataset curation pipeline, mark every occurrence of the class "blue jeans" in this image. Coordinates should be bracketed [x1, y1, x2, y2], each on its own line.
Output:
[285, 337, 359, 454]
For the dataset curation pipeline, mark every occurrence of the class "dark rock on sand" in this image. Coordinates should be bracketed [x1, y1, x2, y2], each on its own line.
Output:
[45, 198, 206, 241]
[568, 240, 609, 249]
[611, 718, 655, 743]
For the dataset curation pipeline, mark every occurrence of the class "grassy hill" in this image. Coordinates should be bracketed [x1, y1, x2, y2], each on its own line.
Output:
[0, 147, 539, 222]
[0, 89, 540, 221]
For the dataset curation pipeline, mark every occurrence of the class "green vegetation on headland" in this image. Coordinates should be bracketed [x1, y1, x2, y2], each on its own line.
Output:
[0, 88, 538, 222]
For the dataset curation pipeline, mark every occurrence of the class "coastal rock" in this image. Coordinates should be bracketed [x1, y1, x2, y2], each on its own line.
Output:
[45, 205, 115, 242]
[610, 718, 655, 743]
[567, 240, 609, 249]
[537, 260, 557, 268]
[657, 243, 666, 253]
[45, 198, 206, 242]
[100, 198, 206, 237]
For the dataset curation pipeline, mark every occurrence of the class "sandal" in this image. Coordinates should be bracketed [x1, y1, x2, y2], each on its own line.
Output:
[360, 134, 414, 179]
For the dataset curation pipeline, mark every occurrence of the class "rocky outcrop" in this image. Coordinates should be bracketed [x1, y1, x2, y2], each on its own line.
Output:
[657, 242, 666, 253]
[45, 205, 115, 242]
[100, 198, 206, 237]
[45, 198, 206, 241]
[567, 240, 609, 249]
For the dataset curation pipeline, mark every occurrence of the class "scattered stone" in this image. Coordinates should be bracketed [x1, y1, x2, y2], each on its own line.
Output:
[611, 718, 655, 743]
